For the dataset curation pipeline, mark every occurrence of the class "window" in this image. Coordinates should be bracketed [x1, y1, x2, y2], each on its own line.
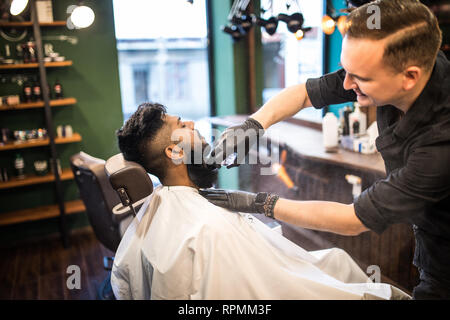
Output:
[261, 0, 324, 122]
[133, 65, 149, 105]
[166, 62, 189, 101]
[113, 0, 211, 122]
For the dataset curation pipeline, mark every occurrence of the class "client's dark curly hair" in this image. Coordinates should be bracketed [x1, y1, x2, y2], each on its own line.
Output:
[116, 102, 168, 178]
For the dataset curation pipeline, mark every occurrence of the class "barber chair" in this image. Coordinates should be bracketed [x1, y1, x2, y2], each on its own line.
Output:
[104, 153, 155, 219]
[69, 152, 133, 299]
[70, 152, 158, 299]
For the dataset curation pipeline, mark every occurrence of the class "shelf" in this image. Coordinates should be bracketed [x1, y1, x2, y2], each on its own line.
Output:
[0, 168, 74, 190]
[0, 199, 86, 226]
[0, 61, 73, 70]
[0, 21, 67, 27]
[0, 98, 77, 111]
[0, 133, 82, 151]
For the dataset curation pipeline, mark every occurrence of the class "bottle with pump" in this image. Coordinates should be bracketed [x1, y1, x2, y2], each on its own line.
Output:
[322, 112, 339, 152]
[349, 103, 367, 136]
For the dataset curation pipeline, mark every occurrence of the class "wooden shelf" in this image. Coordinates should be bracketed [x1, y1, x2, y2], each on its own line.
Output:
[0, 61, 73, 70]
[0, 199, 86, 226]
[0, 168, 74, 190]
[0, 98, 77, 111]
[0, 133, 82, 151]
[0, 21, 67, 27]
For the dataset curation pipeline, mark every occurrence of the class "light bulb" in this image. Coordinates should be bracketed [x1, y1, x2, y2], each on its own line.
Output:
[70, 5, 95, 29]
[337, 15, 348, 35]
[321, 15, 336, 35]
[294, 29, 304, 40]
[10, 0, 28, 15]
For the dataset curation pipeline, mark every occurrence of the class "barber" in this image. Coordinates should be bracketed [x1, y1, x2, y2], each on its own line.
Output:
[202, 0, 450, 299]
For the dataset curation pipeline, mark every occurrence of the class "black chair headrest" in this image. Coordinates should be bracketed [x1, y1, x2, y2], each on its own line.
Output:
[105, 153, 154, 215]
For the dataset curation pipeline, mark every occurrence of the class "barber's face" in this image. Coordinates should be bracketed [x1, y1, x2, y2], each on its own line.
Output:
[341, 36, 405, 107]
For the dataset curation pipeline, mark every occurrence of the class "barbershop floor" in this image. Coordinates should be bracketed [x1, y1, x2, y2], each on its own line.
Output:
[0, 226, 113, 300]
[0, 219, 322, 300]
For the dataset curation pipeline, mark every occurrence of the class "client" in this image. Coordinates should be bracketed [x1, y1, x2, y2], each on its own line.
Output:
[111, 102, 409, 300]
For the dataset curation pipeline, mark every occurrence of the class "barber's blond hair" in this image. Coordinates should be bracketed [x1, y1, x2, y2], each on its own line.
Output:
[344, 0, 442, 73]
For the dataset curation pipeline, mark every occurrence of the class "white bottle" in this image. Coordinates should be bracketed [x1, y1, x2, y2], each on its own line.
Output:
[349, 103, 367, 136]
[322, 112, 339, 152]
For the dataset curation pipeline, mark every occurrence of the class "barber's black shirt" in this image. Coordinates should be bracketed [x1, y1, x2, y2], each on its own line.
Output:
[305, 51, 450, 287]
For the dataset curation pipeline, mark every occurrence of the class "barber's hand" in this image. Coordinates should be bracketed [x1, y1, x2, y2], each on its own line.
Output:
[207, 118, 264, 168]
[199, 188, 262, 213]
[200, 188, 281, 219]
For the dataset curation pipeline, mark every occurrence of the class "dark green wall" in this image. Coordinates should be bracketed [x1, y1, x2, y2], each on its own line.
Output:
[0, 0, 123, 244]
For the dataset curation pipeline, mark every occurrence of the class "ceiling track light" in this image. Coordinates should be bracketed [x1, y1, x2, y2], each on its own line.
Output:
[222, 0, 252, 41]
[222, 0, 312, 41]
[276, 11, 312, 40]
[222, 24, 246, 42]
[277, 12, 304, 33]
[231, 12, 254, 33]
[255, 16, 278, 36]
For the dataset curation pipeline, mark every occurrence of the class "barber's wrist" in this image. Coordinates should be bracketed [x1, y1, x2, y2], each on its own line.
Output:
[246, 117, 264, 130]
[246, 115, 266, 130]
[254, 192, 280, 218]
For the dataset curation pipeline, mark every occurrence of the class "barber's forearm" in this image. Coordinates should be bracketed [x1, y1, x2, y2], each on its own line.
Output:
[273, 198, 369, 236]
[251, 83, 312, 129]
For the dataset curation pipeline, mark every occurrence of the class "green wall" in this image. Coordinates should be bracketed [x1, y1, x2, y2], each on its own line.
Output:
[0, 0, 123, 244]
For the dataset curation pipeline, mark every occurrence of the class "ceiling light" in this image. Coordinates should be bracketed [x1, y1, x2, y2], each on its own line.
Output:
[70, 5, 95, 29]
[321, 15, 336, 35]
[294, 29, 304, 40]
[337, 15, 348, 35]
[10, 0, 29, 16]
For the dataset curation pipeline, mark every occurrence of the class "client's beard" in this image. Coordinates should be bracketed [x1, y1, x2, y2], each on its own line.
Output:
[187, 143, 218, 189]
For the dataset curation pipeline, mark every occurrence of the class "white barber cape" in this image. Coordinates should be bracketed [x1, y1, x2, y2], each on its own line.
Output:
[111, 186, 410, 300]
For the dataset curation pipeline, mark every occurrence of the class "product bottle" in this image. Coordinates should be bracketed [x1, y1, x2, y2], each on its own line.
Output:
[349, 103, 367, 136]
[322, 112, 339, 153]
[22, 81, 33, 103]
[32, 81, 42, 101]
[342, 106, 353, 136]
[53, 79, 63, 99]
[14, 153, 25, 179]
[27, 39, 37, 63]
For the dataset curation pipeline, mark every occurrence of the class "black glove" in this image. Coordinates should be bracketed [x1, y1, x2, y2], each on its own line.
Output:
[199, 188, 279, 218]
[206, 118, 264, 168]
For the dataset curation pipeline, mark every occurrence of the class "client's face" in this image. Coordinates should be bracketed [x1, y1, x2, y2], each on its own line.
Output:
[186, 141, 218, 188]
[166, 114, 218, 188]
